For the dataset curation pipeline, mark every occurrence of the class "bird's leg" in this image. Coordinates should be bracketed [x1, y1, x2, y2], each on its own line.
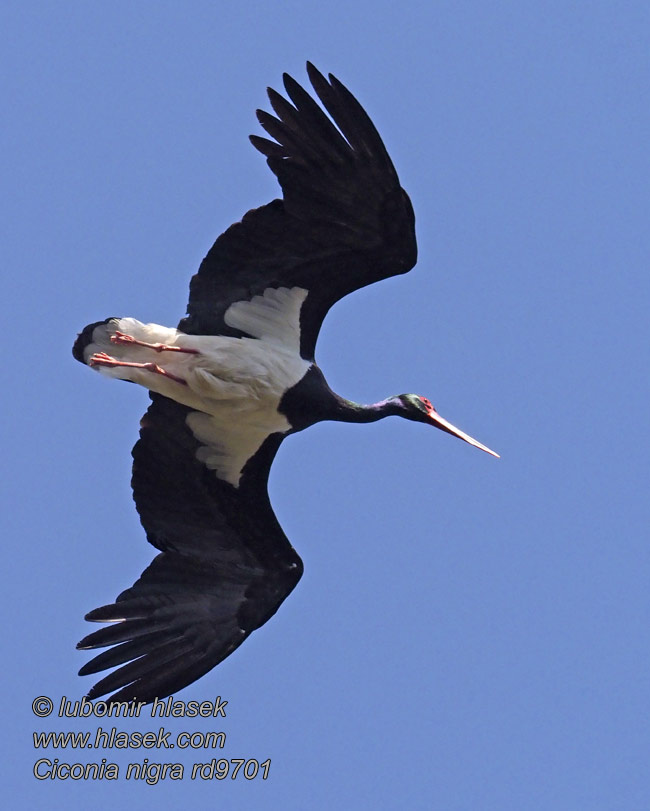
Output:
[89, 352, 188, 385]
[110, 331, 199, 354]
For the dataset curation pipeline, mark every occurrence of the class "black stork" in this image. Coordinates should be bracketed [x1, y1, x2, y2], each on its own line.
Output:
[73, 63, 498, 704]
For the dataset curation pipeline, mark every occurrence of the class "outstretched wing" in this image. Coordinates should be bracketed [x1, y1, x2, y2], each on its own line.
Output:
[77, 394, 302, 703]
[179, 62, 417, 359]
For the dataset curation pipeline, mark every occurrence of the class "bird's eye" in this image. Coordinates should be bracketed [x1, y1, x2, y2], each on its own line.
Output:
[419, 396, 434, 412]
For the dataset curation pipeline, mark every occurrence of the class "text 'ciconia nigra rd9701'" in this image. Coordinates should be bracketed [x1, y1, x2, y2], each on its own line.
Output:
[73, 62, 498, 704]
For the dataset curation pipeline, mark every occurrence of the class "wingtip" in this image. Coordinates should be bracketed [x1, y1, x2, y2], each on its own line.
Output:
[306, 61, 327, 86]
[85, 684, 103, 701]
[282, 71, 302, 96]
[84, 606, 108, 622]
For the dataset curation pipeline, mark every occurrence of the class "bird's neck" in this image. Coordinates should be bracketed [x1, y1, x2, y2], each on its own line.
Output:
[279, 365, 402, 431]
[329, 394, 401, 424]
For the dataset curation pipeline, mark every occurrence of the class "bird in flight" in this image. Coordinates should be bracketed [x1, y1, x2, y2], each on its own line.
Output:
[73, 62, 498, 704]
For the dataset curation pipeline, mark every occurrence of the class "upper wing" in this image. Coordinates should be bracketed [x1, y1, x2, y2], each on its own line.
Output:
[77, 394, 302, 703]
[179, 62, 417, 359]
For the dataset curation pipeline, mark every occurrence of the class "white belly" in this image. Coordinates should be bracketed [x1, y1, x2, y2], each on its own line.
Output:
[84, 315, 311, 487]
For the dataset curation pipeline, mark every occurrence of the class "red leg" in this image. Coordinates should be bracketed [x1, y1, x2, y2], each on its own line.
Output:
[110, 331, 199, 354]
[89, 353, 188, 385]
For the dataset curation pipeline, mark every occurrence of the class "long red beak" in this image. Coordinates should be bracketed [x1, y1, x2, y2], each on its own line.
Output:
[428, 412, 500, 458]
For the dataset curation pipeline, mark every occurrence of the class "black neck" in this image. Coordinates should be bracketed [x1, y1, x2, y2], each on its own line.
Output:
[328, 393, 402, 424]
[280, 365, 402, 431]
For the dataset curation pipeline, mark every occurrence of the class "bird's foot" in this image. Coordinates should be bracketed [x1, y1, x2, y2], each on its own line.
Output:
[88, 352, 116, 367]
[110, 331, 199, 354]
[89, 352, 188, 385]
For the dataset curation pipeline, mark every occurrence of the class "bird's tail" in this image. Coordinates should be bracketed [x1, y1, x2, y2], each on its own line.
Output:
[72, 318, 116, 364]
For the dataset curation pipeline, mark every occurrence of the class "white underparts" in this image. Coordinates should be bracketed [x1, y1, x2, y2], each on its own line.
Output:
[85, 287, 311, 487]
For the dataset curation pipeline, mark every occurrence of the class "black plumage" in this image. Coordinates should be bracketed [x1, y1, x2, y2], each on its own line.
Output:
[179, 63, 416, 357]
[74, 64, 417, 703]
[74, 64, 494, 704]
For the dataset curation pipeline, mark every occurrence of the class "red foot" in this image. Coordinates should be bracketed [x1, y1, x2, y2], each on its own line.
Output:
[88, 353, 188, 385]
[88, 352, 116, 366]
[110, 331, 198, 354]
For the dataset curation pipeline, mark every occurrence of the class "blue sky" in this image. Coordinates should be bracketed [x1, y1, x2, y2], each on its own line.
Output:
[3, 1, 649, 808]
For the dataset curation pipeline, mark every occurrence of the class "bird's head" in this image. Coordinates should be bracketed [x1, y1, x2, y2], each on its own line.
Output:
[394, 394, 499, 458]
